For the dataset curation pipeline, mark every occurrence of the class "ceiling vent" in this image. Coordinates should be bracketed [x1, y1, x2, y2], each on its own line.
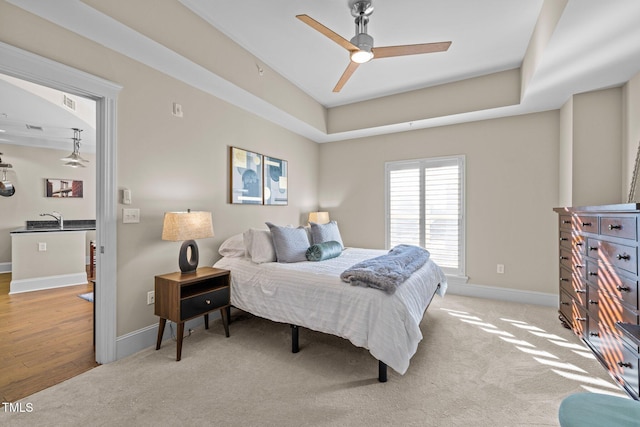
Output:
[25, 124, 43, 131]
[63, 94, 76, 111]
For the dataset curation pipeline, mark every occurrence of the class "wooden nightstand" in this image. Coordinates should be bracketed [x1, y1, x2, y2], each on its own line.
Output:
[154, 267, 230, 361]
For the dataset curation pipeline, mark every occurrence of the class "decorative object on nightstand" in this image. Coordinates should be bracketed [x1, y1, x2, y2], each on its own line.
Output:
[162, 209, 214, 273]
[308, 211, 330, 224]
[155, 267, 230, 361]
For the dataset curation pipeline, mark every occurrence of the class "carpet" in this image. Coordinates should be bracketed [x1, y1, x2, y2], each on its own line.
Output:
[2, 294, 627, 426]
[77, 292, 93, 303]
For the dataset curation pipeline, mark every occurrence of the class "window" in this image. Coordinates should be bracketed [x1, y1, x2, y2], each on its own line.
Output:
[385, 155, 465, 276]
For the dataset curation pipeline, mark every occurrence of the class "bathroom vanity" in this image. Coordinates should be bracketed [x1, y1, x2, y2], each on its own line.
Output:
[9, 220, 96, 294]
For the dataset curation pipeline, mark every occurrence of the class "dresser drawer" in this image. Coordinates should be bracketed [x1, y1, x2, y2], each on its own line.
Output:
[559, 215, 573, 231]
[180, 287, 230, 321]
[595, 263, 639, 311]
[598, 239, 638, 275]
[576, 215, 598, 234]
[586, 260, 598, 286]
[601, 330, 640, 398]
[587, 315, 602, 349]
[598, 291, 639, 327]
[586, 284, 600, 317]
[560, 266, 587, 305]
[601, 216, 637, 241]
[559, 231, 572, 249]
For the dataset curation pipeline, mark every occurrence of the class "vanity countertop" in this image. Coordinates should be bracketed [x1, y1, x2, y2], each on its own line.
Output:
[10, 219, 96, 234]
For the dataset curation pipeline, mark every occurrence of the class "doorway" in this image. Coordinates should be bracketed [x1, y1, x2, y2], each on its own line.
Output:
[0, 41, 120, 368]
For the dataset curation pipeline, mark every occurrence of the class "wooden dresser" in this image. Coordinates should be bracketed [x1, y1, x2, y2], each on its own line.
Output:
[554, 204, 640, 399]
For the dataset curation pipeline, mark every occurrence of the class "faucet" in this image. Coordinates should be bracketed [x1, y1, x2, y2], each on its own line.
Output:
[40, 211, 63, 229]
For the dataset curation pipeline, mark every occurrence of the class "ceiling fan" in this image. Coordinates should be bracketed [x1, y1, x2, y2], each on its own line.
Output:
[296, 0, 452, 93]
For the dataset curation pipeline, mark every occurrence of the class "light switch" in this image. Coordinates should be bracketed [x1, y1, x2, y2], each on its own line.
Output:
[38, 242, 47, 251]
[123, 208, 140, 224]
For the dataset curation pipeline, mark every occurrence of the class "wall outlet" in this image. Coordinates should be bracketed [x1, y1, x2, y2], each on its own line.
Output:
[38, 242, 47, 252]
[497, 264, 505, 274]
[147, 291, 155, 305]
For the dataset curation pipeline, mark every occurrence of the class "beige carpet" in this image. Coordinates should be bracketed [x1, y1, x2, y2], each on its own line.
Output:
[2, 294, 627, 426]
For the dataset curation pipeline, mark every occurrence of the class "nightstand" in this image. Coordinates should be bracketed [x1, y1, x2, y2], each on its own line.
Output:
[154, 267, 230, 361]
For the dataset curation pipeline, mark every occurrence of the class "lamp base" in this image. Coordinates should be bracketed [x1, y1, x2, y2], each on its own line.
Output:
[178, 239, 199, 274]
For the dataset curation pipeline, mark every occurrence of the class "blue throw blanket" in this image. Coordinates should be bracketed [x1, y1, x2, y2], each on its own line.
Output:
[340, 245, 430, 294]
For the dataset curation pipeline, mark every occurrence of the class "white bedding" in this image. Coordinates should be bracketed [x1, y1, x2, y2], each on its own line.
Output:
[214, 247, 447, 375]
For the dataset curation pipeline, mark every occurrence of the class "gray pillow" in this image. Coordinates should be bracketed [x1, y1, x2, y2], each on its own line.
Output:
[265, 222, 310, 263]
[309, 221, 344, 249]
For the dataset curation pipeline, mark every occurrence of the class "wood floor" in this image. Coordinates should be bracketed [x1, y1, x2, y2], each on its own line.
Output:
[0, 273, 97, 402]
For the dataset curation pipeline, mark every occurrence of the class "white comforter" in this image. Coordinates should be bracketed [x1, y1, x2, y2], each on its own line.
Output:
[214, 248, 447, 375]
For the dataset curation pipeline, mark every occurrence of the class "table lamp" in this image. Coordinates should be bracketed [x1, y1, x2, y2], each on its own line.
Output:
[308, 211, 330, 224]
[162, 209, 214, 273]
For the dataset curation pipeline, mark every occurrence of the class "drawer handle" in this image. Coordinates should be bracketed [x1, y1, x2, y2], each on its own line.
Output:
[589, 332, 599, 337]
[575, 289, 586, 294]
[562, 220, 571, 224]
[588, 300, 598, 305]
[575, 317, 586, 322]
[588, 272, 598, 276]
[560, 278, 569, 282]
[582, 222, 592, 227]
[616, 285, 631, 292]
[617, 361, 633, 368]
[616, 254, 631, 261]
[560, 256, 569, 260]
[576, 264, 584, 268]
[589, 246, 598, 251]
[560, 237, 568, 241]
[576, 242, 584, 246]
[205, 299, 211, 305]
[608, 224, 622, 230]
[561, 302, 570, 306]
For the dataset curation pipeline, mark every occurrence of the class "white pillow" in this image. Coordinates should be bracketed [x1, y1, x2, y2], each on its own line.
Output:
[218, 233, 245, 257]
[243, 228, 276, 263]
[265, 222, 310, 263]
[309, 221, 344, 249]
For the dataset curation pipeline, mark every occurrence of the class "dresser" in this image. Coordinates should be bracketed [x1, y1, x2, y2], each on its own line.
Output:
[554, 204, 640, 400]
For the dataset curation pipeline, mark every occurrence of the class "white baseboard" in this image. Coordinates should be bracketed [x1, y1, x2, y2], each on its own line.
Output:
[447, 281, 558, 307]
[116, 310, 228, 360]
[9, 272, 89, 294]
[0, 262, 11, 273]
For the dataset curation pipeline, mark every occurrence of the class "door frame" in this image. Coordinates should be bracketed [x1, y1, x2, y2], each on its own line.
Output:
[0, 41, 120, 364]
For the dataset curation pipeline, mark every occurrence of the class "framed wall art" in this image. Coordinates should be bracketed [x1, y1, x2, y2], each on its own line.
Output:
[45, 178, 83, 198]
[230, 146, 263, 205]
[264, 155, 288, 205]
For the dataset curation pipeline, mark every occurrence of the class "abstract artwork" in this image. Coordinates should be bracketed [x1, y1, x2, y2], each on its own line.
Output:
[264, 156, 288, 205]
[230, 147, 263, 205]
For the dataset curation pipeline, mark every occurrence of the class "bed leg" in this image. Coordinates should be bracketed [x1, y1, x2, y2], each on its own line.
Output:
[378, 361, 388, 383]
[290, 325, 299, 353]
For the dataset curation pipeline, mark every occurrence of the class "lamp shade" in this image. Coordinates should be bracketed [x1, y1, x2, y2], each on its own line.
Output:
[308, 211, 330, 224]
[162, 211, 214, 241]
[162, 210, 214, 274]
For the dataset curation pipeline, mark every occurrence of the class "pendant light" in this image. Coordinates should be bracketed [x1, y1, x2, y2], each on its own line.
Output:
[61, 128, 89, 168]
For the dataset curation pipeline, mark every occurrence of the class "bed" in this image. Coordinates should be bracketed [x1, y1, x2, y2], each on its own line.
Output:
[213, 228, 447, 382]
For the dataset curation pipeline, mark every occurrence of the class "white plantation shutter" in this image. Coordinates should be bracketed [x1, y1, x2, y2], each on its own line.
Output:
[386, 156, 465, 276]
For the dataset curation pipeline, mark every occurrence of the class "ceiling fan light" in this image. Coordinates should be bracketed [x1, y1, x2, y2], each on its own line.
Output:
[351, 49, 374, 63]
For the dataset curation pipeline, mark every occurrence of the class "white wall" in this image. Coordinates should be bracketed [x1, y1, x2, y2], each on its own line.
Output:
[0, 143, 96, 267]
[319, 111, 560, 294]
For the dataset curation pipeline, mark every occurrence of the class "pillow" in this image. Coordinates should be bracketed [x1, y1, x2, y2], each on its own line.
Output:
[309, 221, 344, 249]
[306, 240, 343, 262]
[265, 222, 310, 263]
[218, 233, 245, 257]
[243, 228, 276, 263]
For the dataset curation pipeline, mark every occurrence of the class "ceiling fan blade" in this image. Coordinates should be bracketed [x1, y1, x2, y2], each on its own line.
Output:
[333, 61, 360, 92]
[372, 41, 452, 59]
[296, 14, 358, 52]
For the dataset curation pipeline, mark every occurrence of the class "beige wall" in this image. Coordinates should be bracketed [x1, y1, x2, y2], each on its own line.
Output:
[0, 143, 96, 265]
[0, 2, 319, 336]
[319, 111, 560, 294]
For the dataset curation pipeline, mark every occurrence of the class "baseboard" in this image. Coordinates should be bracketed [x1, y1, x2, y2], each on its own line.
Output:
[9, 272, 88, 294]
[116, 310, 228, 360]
[447, 281, 558, 307]
[0, 262, 11, 273]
